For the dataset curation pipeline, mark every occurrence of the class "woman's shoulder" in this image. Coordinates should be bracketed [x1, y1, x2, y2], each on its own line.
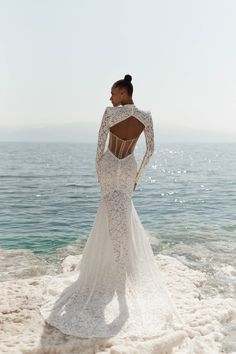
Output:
[105, 105, 151, 118]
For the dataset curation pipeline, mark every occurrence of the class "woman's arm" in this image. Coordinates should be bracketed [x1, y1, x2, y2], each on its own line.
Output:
[96, 107, 110, 183]
[134, 112, 154, 186]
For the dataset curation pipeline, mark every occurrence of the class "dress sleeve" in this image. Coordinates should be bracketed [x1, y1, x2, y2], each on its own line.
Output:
[135, 112, 154, 185]
[96, 107, 110, 183]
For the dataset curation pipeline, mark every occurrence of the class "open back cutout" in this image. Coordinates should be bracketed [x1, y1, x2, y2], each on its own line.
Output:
[108, 116, 145, 159]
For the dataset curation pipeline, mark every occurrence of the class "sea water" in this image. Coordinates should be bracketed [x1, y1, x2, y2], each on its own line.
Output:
[0, 142, 235, 282]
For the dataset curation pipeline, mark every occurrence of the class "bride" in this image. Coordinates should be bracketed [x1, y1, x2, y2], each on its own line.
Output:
[39, 74, 185, 338]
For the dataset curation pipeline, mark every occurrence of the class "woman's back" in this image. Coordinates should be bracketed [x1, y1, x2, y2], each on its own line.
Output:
[108, 116, 145, 159]
[96, 103, 154, 186]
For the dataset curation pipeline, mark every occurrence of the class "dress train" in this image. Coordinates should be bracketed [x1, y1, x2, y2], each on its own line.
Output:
[40, 149, 185, 338]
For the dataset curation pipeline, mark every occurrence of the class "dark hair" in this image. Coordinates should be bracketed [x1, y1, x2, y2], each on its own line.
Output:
[113, 74, 133, 96]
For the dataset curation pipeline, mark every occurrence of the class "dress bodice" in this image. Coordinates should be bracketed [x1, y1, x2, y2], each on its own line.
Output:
[96, 103, 154, 185]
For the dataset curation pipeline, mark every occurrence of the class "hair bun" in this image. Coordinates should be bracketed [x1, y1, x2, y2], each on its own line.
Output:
[124, 74, 132, 83]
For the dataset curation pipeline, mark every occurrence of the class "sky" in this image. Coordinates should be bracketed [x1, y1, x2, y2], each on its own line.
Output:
[0, 0, 235, 142]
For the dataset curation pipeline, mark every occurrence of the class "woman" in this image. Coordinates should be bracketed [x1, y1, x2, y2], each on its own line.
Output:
[39, 74, 184, 338]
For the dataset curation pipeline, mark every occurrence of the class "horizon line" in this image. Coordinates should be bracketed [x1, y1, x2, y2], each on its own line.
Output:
[0, 140, 235, 144]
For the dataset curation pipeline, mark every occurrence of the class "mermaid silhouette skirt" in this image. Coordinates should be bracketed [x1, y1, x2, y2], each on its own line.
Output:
[39, 149, 184, 338]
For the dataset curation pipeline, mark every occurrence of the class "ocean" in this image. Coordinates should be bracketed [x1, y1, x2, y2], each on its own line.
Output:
[0, 141, 235, 281]
[0, 141, 235, 350]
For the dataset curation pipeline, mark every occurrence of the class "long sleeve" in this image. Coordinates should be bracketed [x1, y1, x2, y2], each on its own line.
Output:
[96, 107, 110, 183]
[135, 112, 154, 185]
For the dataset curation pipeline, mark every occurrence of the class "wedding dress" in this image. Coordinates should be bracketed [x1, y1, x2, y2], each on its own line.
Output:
[39, 103, 185, 338]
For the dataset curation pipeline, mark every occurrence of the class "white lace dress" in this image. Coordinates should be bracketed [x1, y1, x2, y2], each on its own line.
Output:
[39, 104, 185, 338]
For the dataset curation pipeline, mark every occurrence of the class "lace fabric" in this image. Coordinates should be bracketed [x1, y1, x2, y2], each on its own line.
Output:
[39, 104, 185, 340]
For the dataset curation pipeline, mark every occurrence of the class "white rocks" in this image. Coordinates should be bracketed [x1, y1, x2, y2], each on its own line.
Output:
[0, 255, 235, 354]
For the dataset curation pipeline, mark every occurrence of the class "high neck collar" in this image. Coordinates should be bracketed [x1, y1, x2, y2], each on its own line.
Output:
[122, 103, 135, 107]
